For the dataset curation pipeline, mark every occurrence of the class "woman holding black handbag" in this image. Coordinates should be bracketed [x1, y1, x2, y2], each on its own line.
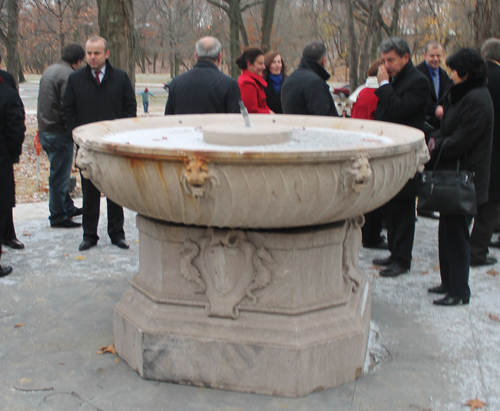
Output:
[427, 48, 494, 306]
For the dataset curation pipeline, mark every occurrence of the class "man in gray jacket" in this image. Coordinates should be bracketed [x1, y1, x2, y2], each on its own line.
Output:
[38, 43, 85, 228]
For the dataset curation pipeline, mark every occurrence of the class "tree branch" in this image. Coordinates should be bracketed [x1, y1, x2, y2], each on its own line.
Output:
[205, 0, 229, 13]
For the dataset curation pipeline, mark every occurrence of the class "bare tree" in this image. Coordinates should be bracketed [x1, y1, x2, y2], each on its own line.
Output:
[0, 0, 21, 85]
[260, 0, 277, 52]
[96, 0, 135, 87]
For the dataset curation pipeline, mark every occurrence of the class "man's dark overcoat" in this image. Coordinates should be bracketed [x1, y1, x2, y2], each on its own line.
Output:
[485, 61, 500, 200]
[0, 79, 25, 211]
[62, 60, 136, 132]
[281, 58, 339, 116]
[164, 60, 240, 115]
[416, 62, 451, 132]
[432, 78, 494, 206]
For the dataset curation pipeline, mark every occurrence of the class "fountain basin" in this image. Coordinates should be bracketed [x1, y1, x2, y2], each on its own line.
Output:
[74, 114, 428, 229]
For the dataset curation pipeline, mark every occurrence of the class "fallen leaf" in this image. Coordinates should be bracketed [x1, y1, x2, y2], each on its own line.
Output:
[486, 269, 498, 277]
[74, 256, 86, 260]
[97, 344, 116, 355]
[433, 265, 440, 271]
[14, 323, 25, 328]
[464, 398, 487, 410]
[21, 232, 32, 236]
[369, 266, 378, 270]
[422, 270, 429, 275]
[135, 240, 139, 243]
[115, 358, 119, 362]
[489, 314, 500, 322]
[63, 254, 69, 257]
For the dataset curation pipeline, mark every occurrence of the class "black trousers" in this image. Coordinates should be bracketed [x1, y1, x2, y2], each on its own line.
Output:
[2, 208, 16, 241]
[439, 213, 473, 298]
[470, 198, 500, 262]
[81, 174, 125, 243]
[385, 196, 416, 268]
[0, 210, 7, 257]
[362, 207, 384, 245]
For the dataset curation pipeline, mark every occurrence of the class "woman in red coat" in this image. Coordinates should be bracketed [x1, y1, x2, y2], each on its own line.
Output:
[236, 48, 273, 114]
[350, 59, 383, 120]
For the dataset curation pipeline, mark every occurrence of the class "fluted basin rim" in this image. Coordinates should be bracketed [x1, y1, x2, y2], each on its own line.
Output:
[73, 114, 425, 164]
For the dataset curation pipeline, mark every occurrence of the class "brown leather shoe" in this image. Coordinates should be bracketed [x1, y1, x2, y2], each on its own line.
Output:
[2, 238, 25, 249]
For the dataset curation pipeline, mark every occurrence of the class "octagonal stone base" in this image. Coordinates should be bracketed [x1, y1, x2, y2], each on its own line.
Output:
[113, 215, 372, 397]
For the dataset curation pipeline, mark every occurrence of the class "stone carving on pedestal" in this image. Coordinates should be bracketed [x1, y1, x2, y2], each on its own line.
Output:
[181, 156, 218, 198]
[179, 228, 274, 319]
[76, 144, 99, 181]
[342, 216, 364, 292]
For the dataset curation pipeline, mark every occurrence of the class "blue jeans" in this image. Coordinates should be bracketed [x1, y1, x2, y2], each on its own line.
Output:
[143, 101, 149, 113]
[38, 131, 77, 224]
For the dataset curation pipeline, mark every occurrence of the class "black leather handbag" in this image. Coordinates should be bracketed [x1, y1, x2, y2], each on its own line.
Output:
[417, 140, 477, 215]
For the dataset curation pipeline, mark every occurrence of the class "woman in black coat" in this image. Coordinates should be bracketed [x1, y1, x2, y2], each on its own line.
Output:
[0, 77, 26, 277]
[427, 48, 494, 305]
[263, 51, 286, 114]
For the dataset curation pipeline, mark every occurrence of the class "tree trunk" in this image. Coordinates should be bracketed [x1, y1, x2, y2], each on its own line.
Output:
[5, 0, 20, 87]
[18, 54, 26, 83]
[261, 0, 277, 52]
[346, 0, 358, 90]
[358, 0, 382, 82]
[228, 0, 241, 78]
[96, 0, 136, 89]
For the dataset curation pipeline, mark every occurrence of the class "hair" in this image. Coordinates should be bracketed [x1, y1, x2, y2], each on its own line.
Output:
[195, 36, 221, 60]
[378, 37, 411, 58]
[86, 35, 108, 51]
[235, 47, 264, 70]
[367, 59, 384, 76]
[302, 42, 327, 62]
[62, 43, 85, 64]
[481, 38, 500, 63]
[264, 51, 286, 78]
[446, 48, 487, 81]
[424, 40, 443, 54]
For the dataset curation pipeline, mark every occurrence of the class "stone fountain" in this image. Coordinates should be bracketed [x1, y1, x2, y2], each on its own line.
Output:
[74, 114, 428, 397]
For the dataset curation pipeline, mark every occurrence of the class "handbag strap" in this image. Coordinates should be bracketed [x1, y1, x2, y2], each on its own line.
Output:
[431, 138, 460, 177]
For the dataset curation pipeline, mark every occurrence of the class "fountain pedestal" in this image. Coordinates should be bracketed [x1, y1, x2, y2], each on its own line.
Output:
[113, 215, 371, 397]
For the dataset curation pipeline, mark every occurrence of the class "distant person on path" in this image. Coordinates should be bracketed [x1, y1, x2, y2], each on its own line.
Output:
[37, 43, 85, 229]
[0, 55, 25, 251]
[138, 87, 155, 113]
[164, 37, 240, 115]
[263, 51, 286, 114]
[0, 69, 26, 277]
[427, 48, 493, 305]
[237, 47, 273, 114]
[371, 37, 429, 278]
[281, 41, 339, 116]
[470, 38, 500, 265]
[62, 35, 136, 252]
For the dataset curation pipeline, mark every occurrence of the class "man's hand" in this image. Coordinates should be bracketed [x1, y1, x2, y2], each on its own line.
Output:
[428, 137, 436, 153]
[435, 105, 444, 120]
[377, 65, 389, 84]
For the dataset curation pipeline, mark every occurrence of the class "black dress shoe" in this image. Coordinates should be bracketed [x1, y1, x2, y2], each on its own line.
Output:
[0, 265, 13, 277]
[79, 240, 97, 251]
[363, 238, 389, 250]
[51, 219, 82, 228]
[379, 262, 409, 277]
[417, 210, 440, 219]
[70, 207, 83, 217]
[373, 256, 393, 266]
[2, 238, 25, 249]
[112, 239, 129, 249]
[470, 257, 497, 267]
[428, 285, 448, 294]
[433, 295, 470, 306]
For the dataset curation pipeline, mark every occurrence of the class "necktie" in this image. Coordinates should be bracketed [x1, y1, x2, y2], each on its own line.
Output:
[433, 69, 440, 99]
[95, 70, 101, 86]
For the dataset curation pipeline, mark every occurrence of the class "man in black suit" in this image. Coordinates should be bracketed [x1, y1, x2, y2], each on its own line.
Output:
[372, 37, 430, 277]
[471, 38, 500, 265]
[62, 36, 137, 251]
[416, 41, 451, 220]
[0, 55, 25, 251]
[165, 36, 240, 115]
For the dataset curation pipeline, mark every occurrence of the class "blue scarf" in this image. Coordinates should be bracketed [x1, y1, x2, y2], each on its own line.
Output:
[268, 73, 283, 95]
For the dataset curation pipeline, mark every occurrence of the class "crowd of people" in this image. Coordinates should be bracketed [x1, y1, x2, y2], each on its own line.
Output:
[1, 34, 499, 309]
